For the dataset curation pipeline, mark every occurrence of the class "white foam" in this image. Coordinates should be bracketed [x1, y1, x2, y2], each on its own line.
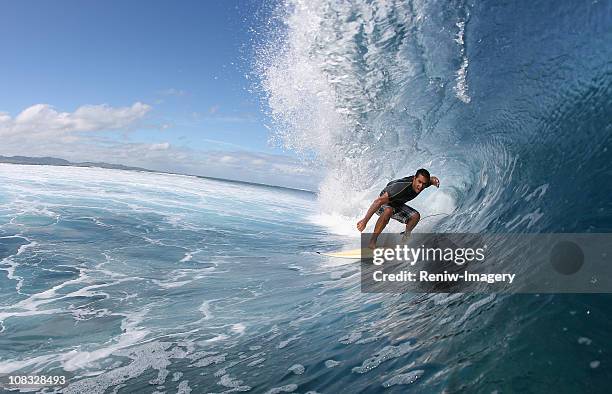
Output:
[505, 208, 544, 230]
[307, 212, 360, 237]
[454, 294, 496, 328]
[453, 20, 471, 104]
[192, 354, 227, 369]
[288, 363, 305, 375]
[218, 373, 250, 391]
[180, 251, 196, 262]
[177, 380, 192, 394]
[382, 369, 425, 387]
[0, 238, 37, 293]
[247, 358, 266, 367]
[0, 353, 57, 374]
[324, 359, 340, 368]
[352, 342, 414, 374]
[339, 331, 362, 344]
[60, 308, 151, 371]
[199, 300, 214, 320]
[200, 334, 229, 343]
[432, 293, 463, 305]
[277, 334, 300, 349]
[265, 384, 298, 394]
[152, 267, 216, 289]
[61, 341, 190, 394]
[0, 268, 89, 325]
[231, 323, 246, 335]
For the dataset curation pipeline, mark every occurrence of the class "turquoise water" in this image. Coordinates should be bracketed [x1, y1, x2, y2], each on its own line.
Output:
[0, 165, 332, 391]
[1, 164, 610, 393]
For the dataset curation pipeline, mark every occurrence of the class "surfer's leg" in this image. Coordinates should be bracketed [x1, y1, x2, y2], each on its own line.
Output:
[369, 206, 393, 248]
[404, 211, 420, 234]
[398, 205, 420, 241]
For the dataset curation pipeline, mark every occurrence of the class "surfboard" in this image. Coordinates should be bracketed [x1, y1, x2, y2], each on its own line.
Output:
[317, 248, 374, 259]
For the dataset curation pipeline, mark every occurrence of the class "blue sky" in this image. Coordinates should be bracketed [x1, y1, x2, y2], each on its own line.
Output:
[0, 0, 321, 190]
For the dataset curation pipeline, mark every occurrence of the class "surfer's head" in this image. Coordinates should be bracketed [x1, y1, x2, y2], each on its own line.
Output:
[413, 168, 431, 193]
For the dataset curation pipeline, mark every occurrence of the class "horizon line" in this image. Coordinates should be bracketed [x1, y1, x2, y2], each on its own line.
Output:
[0, 155, 317, 195]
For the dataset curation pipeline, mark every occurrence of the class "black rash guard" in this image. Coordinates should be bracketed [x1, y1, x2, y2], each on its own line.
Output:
[381, 176, 429, 207]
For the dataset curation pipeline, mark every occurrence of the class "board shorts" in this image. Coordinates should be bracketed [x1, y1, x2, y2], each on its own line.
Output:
[375, 203, 419, 224]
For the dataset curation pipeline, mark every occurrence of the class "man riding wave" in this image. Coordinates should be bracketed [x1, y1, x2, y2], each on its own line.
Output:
[356, 168, 440, 249]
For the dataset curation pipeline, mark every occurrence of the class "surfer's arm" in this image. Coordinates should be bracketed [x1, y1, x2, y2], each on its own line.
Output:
[357, 193, 390, 231]
[367, 193, 390, 219]
[428, 176, 440, 188]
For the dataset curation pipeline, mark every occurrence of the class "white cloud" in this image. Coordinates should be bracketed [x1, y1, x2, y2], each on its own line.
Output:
[1, 102, 151, 138]
[219, 155, 237, 164]
[72, 103, 150, 130]
[149, 142, 170, 151]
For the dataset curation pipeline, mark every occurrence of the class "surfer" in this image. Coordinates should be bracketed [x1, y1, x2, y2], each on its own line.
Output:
[356, 169, 440, 249]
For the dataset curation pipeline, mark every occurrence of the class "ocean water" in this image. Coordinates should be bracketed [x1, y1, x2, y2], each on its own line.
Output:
[0, 162, 610, 393]
[0, 165, 345, 391]
[2, 0, 612, 393]
[0, 164, 514, 393]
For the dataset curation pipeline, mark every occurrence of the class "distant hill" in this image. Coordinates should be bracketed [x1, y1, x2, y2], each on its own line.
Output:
[0, 155, 152, 172]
